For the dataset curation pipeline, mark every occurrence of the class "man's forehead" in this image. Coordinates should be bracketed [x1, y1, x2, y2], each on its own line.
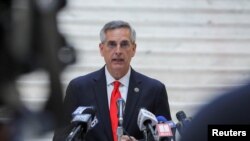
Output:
[106, 39, 130, 42]
[105, 27, 130, 33]
[104, 28, 132, 42]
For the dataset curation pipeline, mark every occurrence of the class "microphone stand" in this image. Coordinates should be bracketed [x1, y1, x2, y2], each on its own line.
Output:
[66, 125, 86, 141]
[146, 123, 156, 141]
[143, 130, 148, 141]
[66, 125, 81, 141]
[117, 110, 124, 141]
[117, 125, 123, 141]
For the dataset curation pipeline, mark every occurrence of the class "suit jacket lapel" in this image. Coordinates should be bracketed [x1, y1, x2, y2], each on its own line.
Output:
[93, 67, 113, 141]
[123, 69, 142, 129]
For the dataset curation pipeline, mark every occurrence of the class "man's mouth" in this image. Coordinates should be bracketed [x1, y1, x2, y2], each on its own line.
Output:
[112, 58, 124, 63]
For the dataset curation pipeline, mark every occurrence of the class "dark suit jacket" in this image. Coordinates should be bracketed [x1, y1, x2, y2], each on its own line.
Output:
[53, 67, 171, 141]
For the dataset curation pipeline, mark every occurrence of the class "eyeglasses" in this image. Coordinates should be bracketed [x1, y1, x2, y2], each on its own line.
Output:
[103, 40, 133, 49]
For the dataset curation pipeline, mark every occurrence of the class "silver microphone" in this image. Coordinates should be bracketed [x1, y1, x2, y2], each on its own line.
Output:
[116, 98, 125, 141]
[117, 98, 125, 126]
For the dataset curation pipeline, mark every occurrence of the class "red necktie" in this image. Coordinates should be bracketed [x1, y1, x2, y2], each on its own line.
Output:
[110, 81, 121, 141]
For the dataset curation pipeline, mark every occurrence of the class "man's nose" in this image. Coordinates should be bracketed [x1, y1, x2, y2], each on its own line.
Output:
[115, 45, 122, 54]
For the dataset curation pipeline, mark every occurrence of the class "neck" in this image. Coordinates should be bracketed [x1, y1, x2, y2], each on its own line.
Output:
[106, 66, 130, 80]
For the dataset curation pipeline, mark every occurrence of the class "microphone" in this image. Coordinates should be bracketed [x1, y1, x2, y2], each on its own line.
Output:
[66, 106, 96, 141]
[176, 111, 191, 136]
[156, 116, 176, 141]
[137, 108, 157, 141]
[116, 98, 125, 141]
[72, 106, 95, 117]
[117, 98, 125, 126]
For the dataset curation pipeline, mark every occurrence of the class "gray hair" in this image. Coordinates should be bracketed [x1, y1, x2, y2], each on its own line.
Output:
[100, 20, 136, 43]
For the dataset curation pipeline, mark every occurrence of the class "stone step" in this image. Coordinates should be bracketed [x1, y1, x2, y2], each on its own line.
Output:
[59, 6, 250, 27]
[59, 23, 250, 40]
[67, 0, 250, 11]
[66, 37, 250, 53]
[71, 50, 250, 68]
[64, 35, 250, 52]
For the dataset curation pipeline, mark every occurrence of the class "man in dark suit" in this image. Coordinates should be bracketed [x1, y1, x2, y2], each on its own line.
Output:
[53, 20, 171, 141]
[180, 82, 250, 141]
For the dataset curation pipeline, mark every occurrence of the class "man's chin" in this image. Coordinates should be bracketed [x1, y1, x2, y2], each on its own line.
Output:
[109, 65, 128, 79]
[111, 65, 124, 71]
[111, 64, 129, 72]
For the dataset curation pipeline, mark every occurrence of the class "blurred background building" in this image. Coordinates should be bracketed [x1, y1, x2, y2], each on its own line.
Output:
[16, 0, 250, 140]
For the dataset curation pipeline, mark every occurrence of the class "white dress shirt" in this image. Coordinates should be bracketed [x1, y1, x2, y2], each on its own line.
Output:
[105, 66, 131, 109]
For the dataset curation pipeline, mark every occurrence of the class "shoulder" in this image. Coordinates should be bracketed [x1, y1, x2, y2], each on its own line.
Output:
[68, 68, 103, 86]
[132, 69, 166, 88]
[180, 83, 250, 141]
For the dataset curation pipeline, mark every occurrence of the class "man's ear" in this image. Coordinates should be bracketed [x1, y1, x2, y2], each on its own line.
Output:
[132, 43, 136, 57]
[99, 43, 104, 56]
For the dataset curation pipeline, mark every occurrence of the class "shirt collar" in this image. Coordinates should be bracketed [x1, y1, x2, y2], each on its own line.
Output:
[105, 66, 131, 87]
